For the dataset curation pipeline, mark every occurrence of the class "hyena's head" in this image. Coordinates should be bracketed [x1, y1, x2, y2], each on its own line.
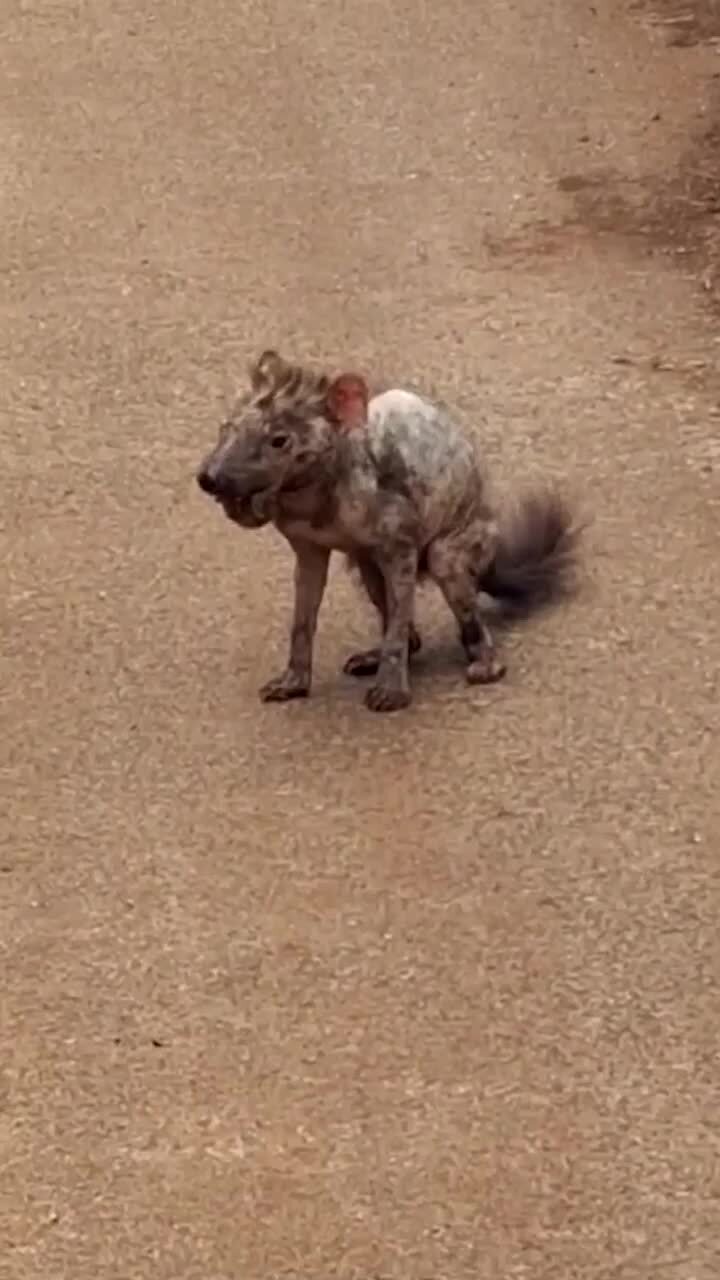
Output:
[196, 351, 369, 528]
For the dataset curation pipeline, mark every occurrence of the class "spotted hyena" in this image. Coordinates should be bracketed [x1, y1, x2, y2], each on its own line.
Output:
[197, 350, 580, 711]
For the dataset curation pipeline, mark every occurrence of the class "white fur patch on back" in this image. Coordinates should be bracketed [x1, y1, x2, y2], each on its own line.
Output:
[368, 389, 431, 420]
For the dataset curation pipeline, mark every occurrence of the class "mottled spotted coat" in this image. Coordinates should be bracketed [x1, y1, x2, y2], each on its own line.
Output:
[197, 351, 580, 712]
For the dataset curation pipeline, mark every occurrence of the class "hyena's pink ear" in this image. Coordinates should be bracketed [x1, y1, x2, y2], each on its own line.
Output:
[248, 349, 288, 392]
[326, 373, 369, 430]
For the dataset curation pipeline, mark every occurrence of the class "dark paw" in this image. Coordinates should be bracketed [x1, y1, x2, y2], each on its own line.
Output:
[364, 683, 412, 712]
[259, 672, 310, 702]
[343, 648, 382, 678]
[343, 627, 422, 679]
[466, 655, 506, 685]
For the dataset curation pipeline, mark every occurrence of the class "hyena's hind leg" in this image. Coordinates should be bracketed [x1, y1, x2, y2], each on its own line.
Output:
[427, 521, 506, 685]
[343, 554, 422, 677]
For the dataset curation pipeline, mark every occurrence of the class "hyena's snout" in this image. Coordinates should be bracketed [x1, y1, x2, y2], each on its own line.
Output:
[196, 446, 275, 529]
[196, 460, 228, 497]
[196, 443, 268, 503]
[196, 444, 249, 499]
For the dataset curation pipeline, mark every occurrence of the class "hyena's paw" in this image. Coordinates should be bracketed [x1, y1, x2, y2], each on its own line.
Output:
[364, 682, 412, 713]
[259, 671, 310, 702]
[343, 626, 422, 679]
[466, 655, 506, 685]
[343, 647, 382, 678]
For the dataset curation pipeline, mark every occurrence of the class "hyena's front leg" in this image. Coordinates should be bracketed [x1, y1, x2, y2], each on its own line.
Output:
[259, 541, 330, 702]
[343, 553, 422, 678]
[364, 545, 418, 712]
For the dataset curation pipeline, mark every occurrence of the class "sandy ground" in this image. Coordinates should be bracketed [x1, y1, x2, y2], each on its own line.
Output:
[2, 2, 719, 1277]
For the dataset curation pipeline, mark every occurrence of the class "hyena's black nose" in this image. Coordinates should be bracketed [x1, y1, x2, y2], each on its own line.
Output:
[197, 466, 222, 496]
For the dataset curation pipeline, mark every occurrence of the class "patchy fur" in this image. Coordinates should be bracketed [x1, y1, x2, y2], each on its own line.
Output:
[197, 351, 582, 712]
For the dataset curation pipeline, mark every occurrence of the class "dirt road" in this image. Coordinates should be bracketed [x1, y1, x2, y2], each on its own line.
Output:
[2, 2, 719, 1276]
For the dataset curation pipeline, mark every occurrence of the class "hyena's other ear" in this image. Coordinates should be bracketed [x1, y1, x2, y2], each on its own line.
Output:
[248, 349, 288, 392]
[326, 373, 369, 429]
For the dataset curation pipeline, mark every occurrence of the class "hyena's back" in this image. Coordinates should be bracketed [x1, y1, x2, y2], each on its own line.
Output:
[365, 390, 481, 536]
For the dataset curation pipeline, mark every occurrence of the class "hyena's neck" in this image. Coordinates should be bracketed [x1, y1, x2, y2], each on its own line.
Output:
[274, 445, 344, 525]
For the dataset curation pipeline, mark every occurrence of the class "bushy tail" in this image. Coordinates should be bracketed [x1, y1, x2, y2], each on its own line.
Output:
[478, 489, 582, 614]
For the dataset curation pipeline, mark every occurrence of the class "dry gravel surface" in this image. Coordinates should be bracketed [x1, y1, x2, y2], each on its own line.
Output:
[2, 2, 719, 1277]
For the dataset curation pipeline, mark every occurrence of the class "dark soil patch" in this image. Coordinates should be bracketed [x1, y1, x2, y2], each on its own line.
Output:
[632, 0, 720, 47]
[555, 116, 720, 294]
[556, 1, 720, 282]
[487, 104, 720, 305]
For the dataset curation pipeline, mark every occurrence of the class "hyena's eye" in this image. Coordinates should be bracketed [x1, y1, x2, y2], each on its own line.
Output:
[269, 432, 289, 450]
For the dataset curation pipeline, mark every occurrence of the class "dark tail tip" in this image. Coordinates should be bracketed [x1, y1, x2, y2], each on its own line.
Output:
[479, 489, 584, 614]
